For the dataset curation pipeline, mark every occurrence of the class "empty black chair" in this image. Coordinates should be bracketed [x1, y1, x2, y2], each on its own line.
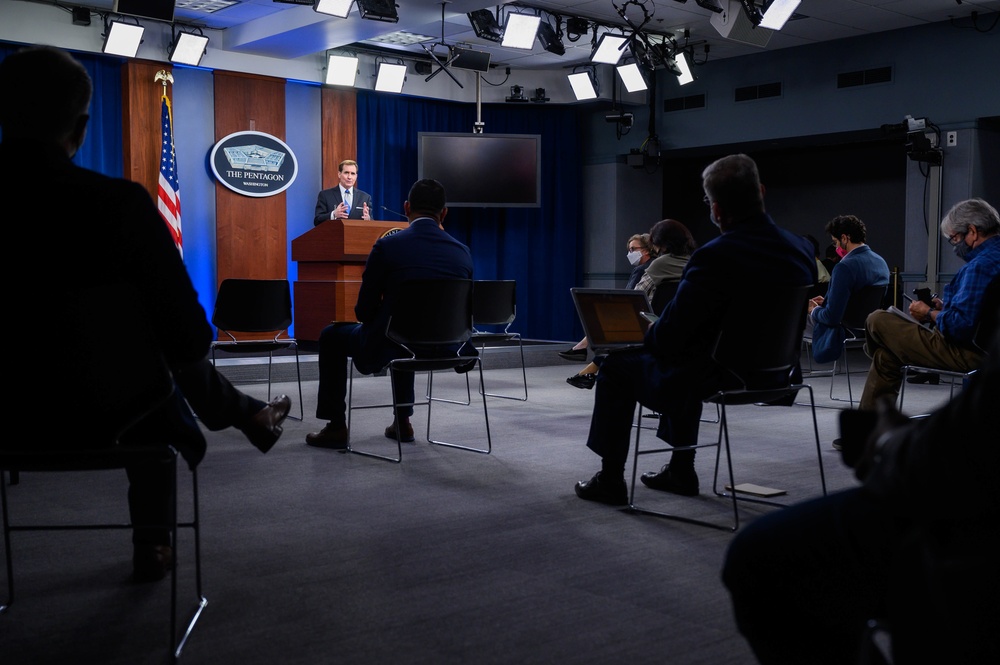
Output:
[347, 278, 492, 463]
[627, 283, 825, 531]
[471, 280, 527, 401]
[210, 278, 303, 420]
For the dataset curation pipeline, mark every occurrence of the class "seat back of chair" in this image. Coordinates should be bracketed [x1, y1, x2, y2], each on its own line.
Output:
[387, 279, 474, 349]
[472, 280, 516, 329]
[841, 283, 887, 332]
[711, 284, 811, 387]
[651, 280, 680, 316]
[211, 279, 293, 334]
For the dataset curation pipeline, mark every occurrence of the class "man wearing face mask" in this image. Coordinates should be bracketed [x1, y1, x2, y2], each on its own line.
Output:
[857, 198, 1000, 414]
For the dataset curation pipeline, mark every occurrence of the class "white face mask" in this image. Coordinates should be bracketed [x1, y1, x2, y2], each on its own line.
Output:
[627, 250, 643, 266]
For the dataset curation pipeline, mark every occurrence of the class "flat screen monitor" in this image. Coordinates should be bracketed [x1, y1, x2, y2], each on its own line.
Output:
[417, 132, 541, 208]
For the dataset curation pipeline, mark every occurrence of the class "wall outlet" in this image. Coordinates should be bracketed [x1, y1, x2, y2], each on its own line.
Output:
[946, 131, 958, 147]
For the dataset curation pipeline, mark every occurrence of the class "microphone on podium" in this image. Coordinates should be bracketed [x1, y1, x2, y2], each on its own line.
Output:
[381, 205, 408, 220]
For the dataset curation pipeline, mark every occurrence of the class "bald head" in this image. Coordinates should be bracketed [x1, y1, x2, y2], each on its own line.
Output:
[0, 46, 92, 153]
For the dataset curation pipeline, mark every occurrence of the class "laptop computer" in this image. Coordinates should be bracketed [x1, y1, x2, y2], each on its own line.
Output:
[570, 287, 654, 355]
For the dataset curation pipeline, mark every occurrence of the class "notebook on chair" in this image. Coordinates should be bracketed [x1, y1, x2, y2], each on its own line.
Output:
[570, 287, 654, 355]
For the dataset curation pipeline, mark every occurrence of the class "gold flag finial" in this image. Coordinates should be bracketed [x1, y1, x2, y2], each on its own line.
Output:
[154, 69, 174, 95]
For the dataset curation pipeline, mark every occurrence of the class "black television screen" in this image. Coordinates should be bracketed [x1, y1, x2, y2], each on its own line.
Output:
[417, 132, 541, 208]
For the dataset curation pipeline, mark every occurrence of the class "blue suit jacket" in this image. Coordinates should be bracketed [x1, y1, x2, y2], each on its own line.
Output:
[810, 244, 889, 364]
[314, 186, 373, 225]
[351, 217, 474, 372]
[645, 213, 817, 399]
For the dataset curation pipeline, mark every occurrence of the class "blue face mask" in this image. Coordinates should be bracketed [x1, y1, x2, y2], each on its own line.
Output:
[952, 238, 971, 261]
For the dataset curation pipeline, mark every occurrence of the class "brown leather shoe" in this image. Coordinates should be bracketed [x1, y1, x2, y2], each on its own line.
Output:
[132, 544, 173, 583]
[306, 423, 349, 450]
[243, 395, 292, 453]
[385, 418, 415, 443]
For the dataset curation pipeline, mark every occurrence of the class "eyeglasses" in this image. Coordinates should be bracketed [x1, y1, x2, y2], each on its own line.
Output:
[947, 231, 966, 246]
[628, 246, 642, 252]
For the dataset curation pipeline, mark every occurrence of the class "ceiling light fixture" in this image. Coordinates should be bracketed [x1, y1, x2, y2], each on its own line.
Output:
[591, 33, 629, 65]
[313, 0, 353, 18]
[568, 70, 598, 101]
[102, 17, 144, 58]
[501, 13, 541, 50]
[168, 28, 209, 66]
[357, 0, 398, 24]
[325, 53, 359, 86]
[374, 61, 406, 93]
[758, 0, 801, 30]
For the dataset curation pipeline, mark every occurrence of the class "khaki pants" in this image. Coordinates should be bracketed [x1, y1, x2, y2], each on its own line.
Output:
[859, 310, 984, 410]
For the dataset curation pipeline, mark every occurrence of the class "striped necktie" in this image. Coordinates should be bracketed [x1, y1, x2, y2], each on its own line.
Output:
[343, 189, 352, 215]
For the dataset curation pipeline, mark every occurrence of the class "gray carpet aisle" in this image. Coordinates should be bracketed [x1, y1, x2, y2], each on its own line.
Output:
[1, 346, 956, 665]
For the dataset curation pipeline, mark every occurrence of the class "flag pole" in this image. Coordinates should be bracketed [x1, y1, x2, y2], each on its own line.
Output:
[154, 69, 183, 256]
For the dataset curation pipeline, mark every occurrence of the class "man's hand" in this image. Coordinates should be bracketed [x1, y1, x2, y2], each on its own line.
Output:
[362, 202, 370, 220]
[334, 202, 349, 219]
[807, 295, 824, 313]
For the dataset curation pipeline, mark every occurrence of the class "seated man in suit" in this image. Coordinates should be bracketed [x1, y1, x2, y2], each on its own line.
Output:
[574, 153, 816, 504]
[805, 214, 890, 363]
[1, 46, 291, 583]
[856, 198, 999, 416]
[313, 159, 373, 224]
[306, 178, 475, 449]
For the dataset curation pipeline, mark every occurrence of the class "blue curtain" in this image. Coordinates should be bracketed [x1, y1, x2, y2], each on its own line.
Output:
[356, 91, 584, 341]
[0, 43, 123, 177]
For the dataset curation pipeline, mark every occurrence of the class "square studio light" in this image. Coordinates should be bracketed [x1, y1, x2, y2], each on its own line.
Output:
[325, 54, 359, 86]
[591, 33, 628, 65]
[759, 0, 801, 30]
[501, 13, 541, 50]
[374, 62, 406, 92]
[169, 31, 209, 66]
[568, 71, 597, 100]
[357, 0, 398, 23]
[314, 0, 353, 18]
[467, 9, 503, 43]
[102, 20, 144, 58]
[673, 50, 694, 85]
[616, 62, 647, 92]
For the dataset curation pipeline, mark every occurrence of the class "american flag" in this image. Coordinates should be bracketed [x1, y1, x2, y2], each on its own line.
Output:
[157, 94, 183, 256]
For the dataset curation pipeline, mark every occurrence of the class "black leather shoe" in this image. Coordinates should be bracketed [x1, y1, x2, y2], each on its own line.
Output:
[385, 419, 415, 443]
[574, 471, 627, 506]
[831, 438, 843, 451]
[566, 373, 596, 390]
[306, 423, 349, 450]
[243, 395, 291, 453]
[558, 347, 587, 361]
[906, 371, 940, 385]
[640, 464, 700, 496]
[132, 544, 173, 584]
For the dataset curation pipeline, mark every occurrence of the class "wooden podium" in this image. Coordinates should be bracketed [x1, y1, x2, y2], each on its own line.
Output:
[291, 219, 408, 342]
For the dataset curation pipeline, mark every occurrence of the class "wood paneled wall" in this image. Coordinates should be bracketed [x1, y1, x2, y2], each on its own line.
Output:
[122, 60, 167, 199]
[321, 87, 358, 189]
[213, 71, 287, 282]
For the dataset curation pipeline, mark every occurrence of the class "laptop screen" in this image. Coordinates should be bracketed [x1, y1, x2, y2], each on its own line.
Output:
[570, 288, 652, 351]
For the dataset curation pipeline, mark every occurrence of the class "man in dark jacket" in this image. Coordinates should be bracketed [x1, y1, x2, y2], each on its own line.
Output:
[574, 154, 816, 504]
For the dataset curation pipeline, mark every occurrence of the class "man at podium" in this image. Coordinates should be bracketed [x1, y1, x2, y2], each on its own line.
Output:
[313, 159, 373, 224]
[306, 179, 474, 449]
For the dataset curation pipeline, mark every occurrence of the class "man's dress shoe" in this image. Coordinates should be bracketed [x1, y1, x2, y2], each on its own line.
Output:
[306, 423, 349, 450]
[558, 347, 587, 362]
[574, 471, 628, 506]
[385, 419, 415, 443]
[243, 395, 291, 453]
[132, 544, 173, 584]
[566, 373, 596, 390]
[640, 464, 700, 496]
